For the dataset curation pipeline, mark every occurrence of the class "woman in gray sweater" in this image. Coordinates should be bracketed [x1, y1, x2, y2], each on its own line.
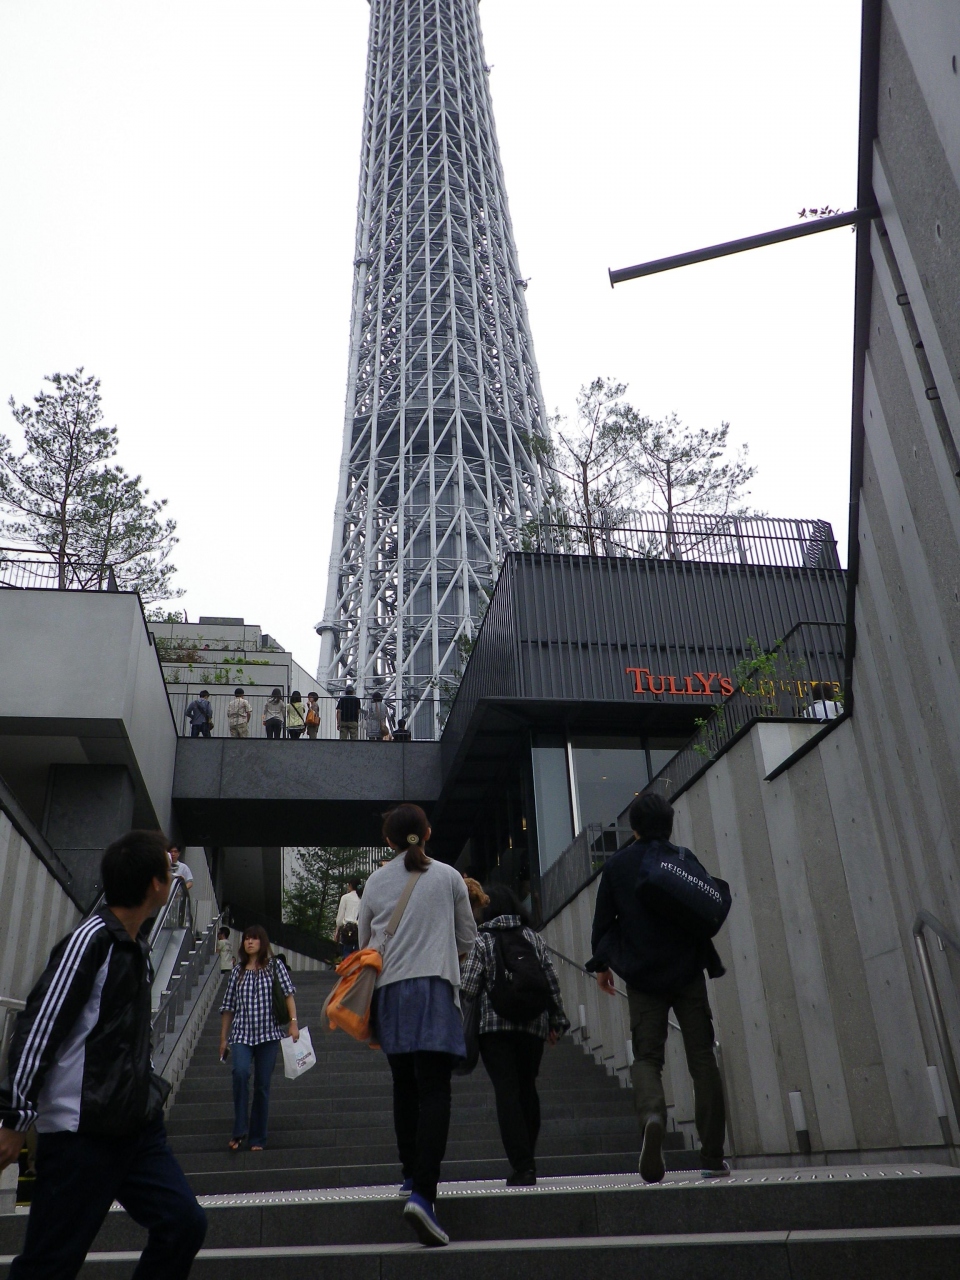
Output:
[358, 804, 476, 1247]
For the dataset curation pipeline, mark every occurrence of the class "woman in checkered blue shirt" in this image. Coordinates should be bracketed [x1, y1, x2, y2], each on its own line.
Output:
[219, 925, 298, 1152]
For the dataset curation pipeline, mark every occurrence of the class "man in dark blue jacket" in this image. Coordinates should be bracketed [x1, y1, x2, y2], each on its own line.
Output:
[589, 793, 728, 1182]
[0, 830, 206, 1278]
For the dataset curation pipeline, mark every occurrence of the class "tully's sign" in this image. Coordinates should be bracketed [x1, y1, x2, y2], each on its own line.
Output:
[625, 668, 735, 697]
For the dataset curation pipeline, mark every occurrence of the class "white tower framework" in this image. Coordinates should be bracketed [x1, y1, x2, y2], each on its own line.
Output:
[318, 0, 551, 738]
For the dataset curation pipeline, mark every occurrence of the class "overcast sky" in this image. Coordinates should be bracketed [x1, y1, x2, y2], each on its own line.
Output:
[0, 1, 861, 675]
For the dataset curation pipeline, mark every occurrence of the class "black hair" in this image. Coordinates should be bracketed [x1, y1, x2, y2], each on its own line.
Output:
[372, 690, 383, 701]
[483, 883, 530, 926]
[308, 691, 319, 700]
[345, 685, 356, 694]
[383, 803, 431, 871]
[199, 690, 209, 698]
[628, 792, 674, 842]
[291, 690, 301, 702]
[218, 926, 230, 938]
[271, 687, 282, 698]
[347, 877, 361, 890]
[397, 717, 406, 728]
[101, 830, 170, 908]
[234, 688, 244, 697]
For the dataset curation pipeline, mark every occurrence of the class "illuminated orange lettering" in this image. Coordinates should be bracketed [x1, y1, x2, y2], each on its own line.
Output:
[719, 676, 734, 697]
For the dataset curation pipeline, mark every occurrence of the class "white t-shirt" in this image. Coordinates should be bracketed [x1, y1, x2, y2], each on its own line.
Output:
[170, 860, 193, 883]
[217, 938, 234, 971]
[336, 889, 361, 929]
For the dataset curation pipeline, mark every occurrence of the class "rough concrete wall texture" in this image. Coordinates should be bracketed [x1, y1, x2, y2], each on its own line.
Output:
[0, 812, 81, 1001]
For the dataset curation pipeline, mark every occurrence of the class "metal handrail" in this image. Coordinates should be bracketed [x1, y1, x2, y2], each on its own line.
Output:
[913, 910, 960, 1141]
[151, 914, 223, 1070]
[148, 877, 193, 948]
[542, 943, 682, 1034]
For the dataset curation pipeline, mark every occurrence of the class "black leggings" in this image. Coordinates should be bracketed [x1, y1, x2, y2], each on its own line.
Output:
[264, 718, 282, 739]
[386, 1051, 454, 1202]
[479, 1031, 545, 1173]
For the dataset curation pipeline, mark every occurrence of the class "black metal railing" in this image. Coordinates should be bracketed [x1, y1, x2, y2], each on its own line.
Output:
[643, 621, 845, 802]
[525, 513, 840, 570]
[0, 546, 119, 592]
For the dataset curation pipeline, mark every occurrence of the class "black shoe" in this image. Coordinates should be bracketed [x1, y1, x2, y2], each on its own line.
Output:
[506, 1167, 537, 1186]
[700, 1159, 731, 1179]
[639, 1114, 665, 1184]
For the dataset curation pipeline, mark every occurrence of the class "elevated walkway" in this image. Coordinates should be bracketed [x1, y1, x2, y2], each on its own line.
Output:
[172, 740, 442, 847]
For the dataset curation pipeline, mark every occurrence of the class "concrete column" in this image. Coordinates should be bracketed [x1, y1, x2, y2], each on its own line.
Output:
[43, 765, 135, 907]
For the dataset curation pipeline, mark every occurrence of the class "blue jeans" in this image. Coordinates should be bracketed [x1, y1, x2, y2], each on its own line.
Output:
[231, 1040, 280, 1147]
[10, 1117, 205, 1279]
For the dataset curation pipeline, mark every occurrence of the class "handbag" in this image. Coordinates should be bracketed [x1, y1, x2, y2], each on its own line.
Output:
[321, 870, 423, 1043]
[453, 995, 480, 1077]
[281, 1026, 317, 1079]
[271, 960, 291, 1028]
[636, 842, 732, 939]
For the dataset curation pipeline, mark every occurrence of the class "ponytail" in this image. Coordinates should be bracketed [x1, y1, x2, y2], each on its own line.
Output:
[382, 803, 431, 871]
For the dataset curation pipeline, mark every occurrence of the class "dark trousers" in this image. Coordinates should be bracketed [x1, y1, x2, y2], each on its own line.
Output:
[479, 1031, 545, 1173]
[627, 971, 726, 1162]
[231, 1040, 280, 1147]
[287, 727, 303, 739]
[189, 723, 210, 738]
[386, 1051, 454, 1203]
[10, 1117, 206, 1280]
[264, 718, 282, 739]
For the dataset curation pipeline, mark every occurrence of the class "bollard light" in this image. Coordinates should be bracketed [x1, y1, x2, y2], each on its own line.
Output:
[788, 1090, 811, 1155]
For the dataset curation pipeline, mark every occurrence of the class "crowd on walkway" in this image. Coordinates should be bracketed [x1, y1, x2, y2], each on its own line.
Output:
[183, 686, 412, 742]
[0, 788, 731, 1270]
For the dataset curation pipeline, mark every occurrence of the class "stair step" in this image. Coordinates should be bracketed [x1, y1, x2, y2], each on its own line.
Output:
[4, 1223, 960, 1279]
[3, 1167, 957, 1257]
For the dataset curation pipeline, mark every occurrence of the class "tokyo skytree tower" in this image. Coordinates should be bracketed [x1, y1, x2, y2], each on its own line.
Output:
[317, 0, 551, 738]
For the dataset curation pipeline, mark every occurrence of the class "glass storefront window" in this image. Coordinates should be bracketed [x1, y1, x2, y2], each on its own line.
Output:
[570, 736, 648, 833]
[531, 739, 573, 875]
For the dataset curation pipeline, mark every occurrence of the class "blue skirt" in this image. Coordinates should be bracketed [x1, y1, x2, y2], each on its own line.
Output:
[372, 976, 466, 1058]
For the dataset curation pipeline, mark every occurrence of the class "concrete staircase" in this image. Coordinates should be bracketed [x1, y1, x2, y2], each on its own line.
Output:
[2, 971, 959, 1276]
[167, 970, 649, 1194]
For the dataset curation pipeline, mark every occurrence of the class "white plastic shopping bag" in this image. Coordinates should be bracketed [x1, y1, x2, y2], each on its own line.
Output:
[281, 1026, 317, 1080]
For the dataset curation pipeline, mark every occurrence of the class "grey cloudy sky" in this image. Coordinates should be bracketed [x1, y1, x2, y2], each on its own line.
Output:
[0, 1, 860, 675]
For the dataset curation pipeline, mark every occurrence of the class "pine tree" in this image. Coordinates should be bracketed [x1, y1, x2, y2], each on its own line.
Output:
[283, 847, 372, 941]
[0, 369, 181, 601]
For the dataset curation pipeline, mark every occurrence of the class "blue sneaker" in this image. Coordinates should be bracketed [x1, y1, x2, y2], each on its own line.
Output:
[403, 1192, 450, 1246]
[399, 1177, 414, 1198]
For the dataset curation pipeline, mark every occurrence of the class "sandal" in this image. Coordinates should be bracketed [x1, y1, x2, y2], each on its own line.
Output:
[228, 1137, 245, 1152]
[250, 1145, 264, 1152]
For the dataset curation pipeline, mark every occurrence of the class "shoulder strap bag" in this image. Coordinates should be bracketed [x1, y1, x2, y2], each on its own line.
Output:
[321, 870, 424, 1044]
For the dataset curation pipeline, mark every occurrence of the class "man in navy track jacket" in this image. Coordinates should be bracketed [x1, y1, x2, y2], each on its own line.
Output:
[0, 830, 206, 1279]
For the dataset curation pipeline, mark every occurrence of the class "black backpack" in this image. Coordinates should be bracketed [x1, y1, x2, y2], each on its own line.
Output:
[489, 927, 553, 1022]
[636, 842, 732, 940]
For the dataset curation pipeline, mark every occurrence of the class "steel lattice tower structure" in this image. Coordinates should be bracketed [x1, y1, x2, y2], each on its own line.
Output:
[317, 0, 551, 738]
